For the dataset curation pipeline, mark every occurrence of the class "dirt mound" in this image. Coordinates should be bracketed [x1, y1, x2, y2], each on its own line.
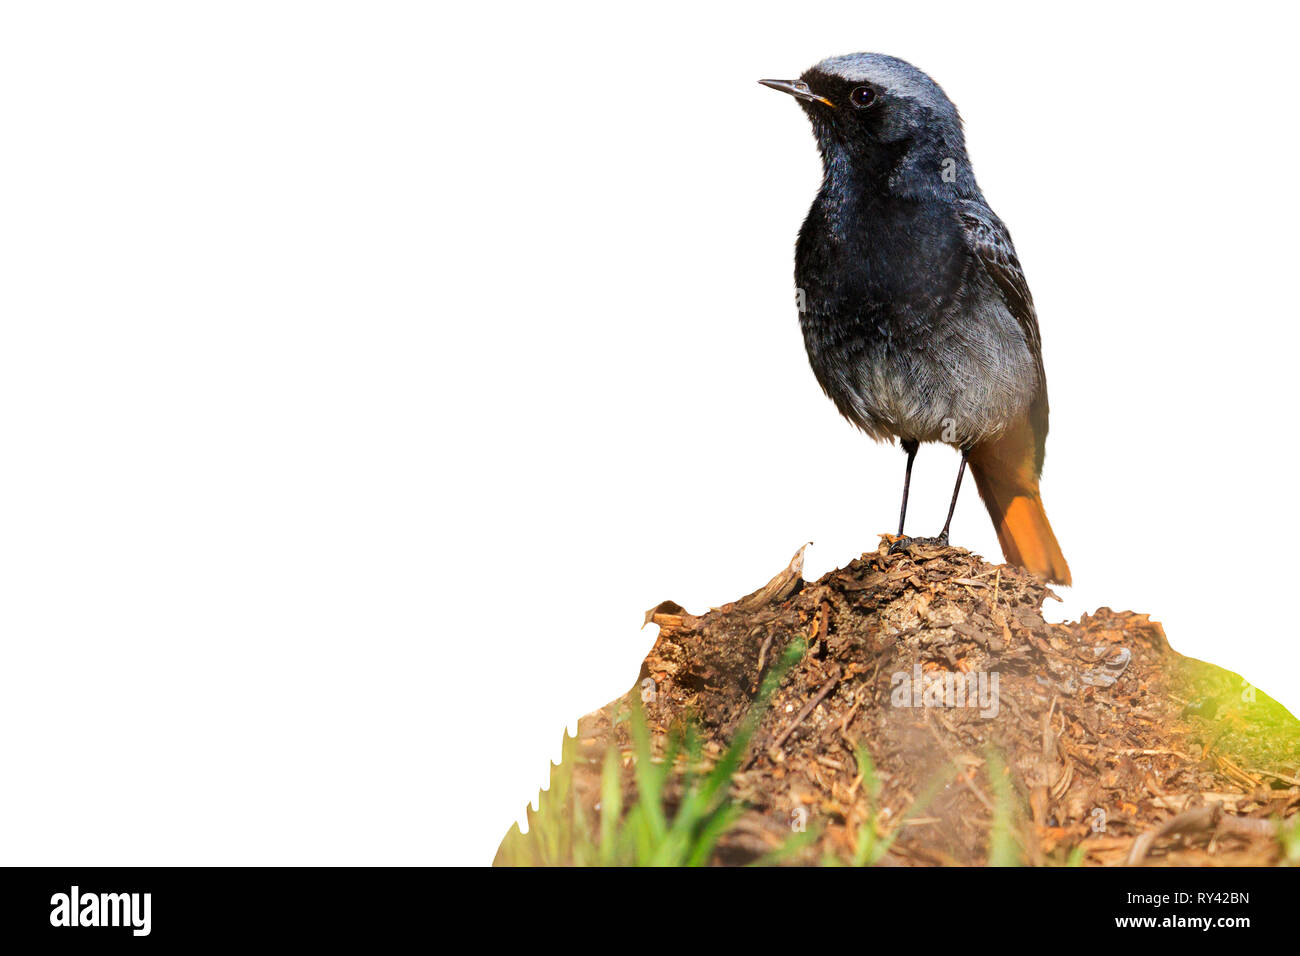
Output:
[497, 540, 1300, 866]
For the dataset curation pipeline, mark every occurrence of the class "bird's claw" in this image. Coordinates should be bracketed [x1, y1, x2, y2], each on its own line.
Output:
[887, 535, 914, 554]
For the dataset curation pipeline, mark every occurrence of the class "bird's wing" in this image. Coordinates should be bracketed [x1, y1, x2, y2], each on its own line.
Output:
[956, 200, 1045, 390]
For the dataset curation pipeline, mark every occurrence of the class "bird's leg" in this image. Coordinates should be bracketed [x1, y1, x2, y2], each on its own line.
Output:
[896, 439, 919, 536]
[888, 440, 920, 553]
[936, 448, 971, 544]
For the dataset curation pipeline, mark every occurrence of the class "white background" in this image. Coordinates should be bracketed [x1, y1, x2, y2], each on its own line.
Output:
[2, 2, 1296, 866]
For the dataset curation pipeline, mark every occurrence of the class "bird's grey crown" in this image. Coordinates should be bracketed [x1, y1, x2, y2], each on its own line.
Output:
[813, 53, 957, 115]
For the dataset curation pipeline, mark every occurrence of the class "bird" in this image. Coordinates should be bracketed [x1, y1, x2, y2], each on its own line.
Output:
[760, 53, 1070, 585]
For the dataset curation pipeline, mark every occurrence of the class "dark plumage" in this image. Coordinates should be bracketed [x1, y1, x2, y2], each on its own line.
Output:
[761, 53, 1070, 584]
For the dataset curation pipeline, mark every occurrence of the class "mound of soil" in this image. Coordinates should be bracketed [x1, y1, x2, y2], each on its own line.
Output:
[498, 540, 1300, 866]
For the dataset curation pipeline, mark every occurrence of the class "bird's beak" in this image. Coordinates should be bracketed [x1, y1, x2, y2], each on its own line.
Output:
[758, 78, 834, 107]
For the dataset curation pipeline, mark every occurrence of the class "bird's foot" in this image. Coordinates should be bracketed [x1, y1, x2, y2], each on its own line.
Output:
[887, 535, 914, 554]
[890, 532, 950, 554]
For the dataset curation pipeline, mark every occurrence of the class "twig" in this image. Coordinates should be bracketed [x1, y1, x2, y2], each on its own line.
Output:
[1216, 755, 1264, 790]
[1216, 816, 1279, 839]
[755, 629, 777, 682]
[767, 665, 842, 757]
[1246, 767, 1300, 787]
[1117, 748, 1194, 758]
[839, 700, 861, 738]
[1120, 805, 1276, 865]
[1125, 805, 1219, 866]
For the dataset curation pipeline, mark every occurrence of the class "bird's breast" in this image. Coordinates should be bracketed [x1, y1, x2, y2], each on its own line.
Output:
[794, 197, 1035, 445]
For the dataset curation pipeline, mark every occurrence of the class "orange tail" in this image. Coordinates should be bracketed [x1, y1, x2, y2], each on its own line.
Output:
[968, 422, 1071, 586]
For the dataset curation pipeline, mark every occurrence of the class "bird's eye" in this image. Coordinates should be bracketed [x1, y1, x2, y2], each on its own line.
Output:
[850, 86, 877, 108]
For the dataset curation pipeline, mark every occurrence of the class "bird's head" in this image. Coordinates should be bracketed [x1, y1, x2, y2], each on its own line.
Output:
[761, 53, 973, 194]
